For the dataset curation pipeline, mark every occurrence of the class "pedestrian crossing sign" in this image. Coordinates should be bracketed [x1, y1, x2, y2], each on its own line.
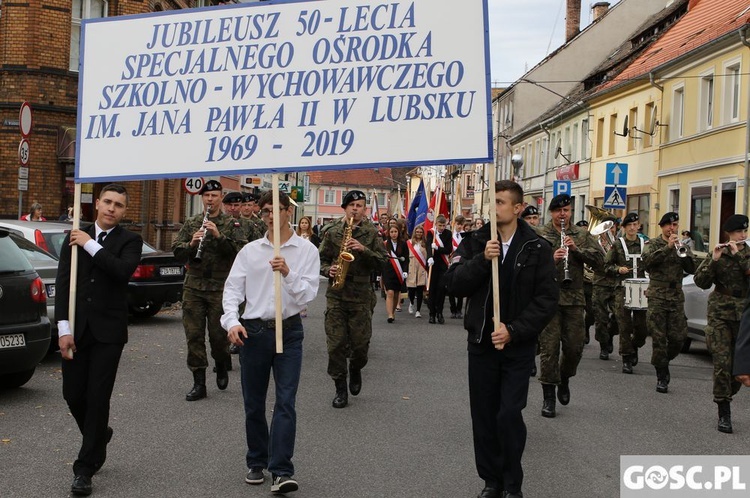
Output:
[603, 186, 627, 209]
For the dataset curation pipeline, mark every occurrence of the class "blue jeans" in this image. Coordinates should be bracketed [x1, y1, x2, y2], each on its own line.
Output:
[239, 315, 303, 477]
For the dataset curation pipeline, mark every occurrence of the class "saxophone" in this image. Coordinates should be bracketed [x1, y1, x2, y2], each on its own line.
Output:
[331, 216, 356, 290]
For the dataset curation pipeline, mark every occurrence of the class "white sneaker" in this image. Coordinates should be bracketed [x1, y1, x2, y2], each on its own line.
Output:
[408, 304, 414, 314]
[415, 311, 422, 318]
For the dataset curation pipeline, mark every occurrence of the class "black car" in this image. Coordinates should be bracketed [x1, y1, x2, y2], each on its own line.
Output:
[0, 228, 51, 388]
[128, 242, 184, 318]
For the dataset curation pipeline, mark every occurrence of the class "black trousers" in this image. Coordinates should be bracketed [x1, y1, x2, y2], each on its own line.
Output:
[427, 266, 447, 315]
[469, 347, 534, 494]
[62, 327, 124, 477]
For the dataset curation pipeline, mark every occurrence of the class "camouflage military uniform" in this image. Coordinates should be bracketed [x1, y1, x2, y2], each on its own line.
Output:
[172, 212, 247, 372]
[582, 265, 594, 341]
[693, 245, 750, 402]
[241, 213, 266, 241]
[537, 222, 603, 385]
[319, 218, 388, 382]
[592, 255, 619, 354]
[642, 236, 696, 368]
[605, 236, 647, 359]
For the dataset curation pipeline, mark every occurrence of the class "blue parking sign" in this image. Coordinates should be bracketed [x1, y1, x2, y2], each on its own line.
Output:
[553, 181, 571, 197]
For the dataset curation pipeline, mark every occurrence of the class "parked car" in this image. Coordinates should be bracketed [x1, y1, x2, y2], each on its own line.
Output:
[682, 273, 711, 352]
[0, 228, 51, 388]
[8, 233, 58, 336]
[0, 220, 183, 318]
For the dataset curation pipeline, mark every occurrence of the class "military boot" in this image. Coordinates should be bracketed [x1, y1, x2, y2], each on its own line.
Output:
[541, 384, 556, 418]
[632, 349, 639, 366]
[332, 379, 348, 408]
[717, 401, 733, 434]
[186, 370, 207, 401]
[655, 367, 669, 394]
[622, 356, 634, 374]
[349, 365, 362, 396]
[216, 362, 229, 391]
[557, 377, 571, 405]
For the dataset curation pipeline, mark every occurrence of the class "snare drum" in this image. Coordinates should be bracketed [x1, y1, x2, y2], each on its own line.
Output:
[623, 278, 649, 310]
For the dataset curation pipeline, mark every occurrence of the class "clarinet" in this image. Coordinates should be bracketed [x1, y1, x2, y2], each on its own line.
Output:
[561, 217, 573, 288]
[194, 210, 210, 262]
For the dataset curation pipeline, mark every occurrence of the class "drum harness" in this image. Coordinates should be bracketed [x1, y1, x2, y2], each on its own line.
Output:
[619, 236, 645, 279]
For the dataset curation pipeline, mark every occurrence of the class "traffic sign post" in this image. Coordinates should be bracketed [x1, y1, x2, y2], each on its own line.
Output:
[553, 180, 571, 197]
[605, 163, 628, 186]
[182, 177, 205, 195]
[19, 102, 33, 138]
[603, 186, 627, 209]
[18, 139, 30, 166]
[17, 102, 32, 218]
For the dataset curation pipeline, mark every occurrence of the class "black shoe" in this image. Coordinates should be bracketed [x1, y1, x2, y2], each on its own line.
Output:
[656, 379, 668, 394]
[71, 475, 92, 496]
[349, 365, 362, 396]
[632, 350, 639, 366]
[622, 360, 633, 374]
[437, 313, 445, 324]
[229, 343, 240, 355]
[429, 315, 436, 324]
[477, 487, 500, 498]
[541, 384, 556, 418]
[599, 349, 609, 360]
[387, 317, 394, 323]
[456, 312, 463, 319]
[271, 475, 299, 494]
[216, 363, 229, 391]
[245, 467, 265, 485]
[332, 380, 348, 408]
[186, 370, 207, 401]
[557, 378, 570, 405]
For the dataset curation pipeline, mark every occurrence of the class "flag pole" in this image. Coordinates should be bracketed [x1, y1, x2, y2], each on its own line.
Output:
[426, 184, 442, 292]
[488, 164, 502, 349]
[272, 174, 283, 354]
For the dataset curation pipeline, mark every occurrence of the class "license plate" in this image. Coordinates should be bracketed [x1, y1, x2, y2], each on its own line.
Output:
[160, 266, 183, 276]
[46, 284, 56, 298]
[0, 333, 26, 349]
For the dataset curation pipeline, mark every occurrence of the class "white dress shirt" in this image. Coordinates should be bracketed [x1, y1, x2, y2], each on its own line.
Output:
[57, 222, 112, 337]
[221, 231, 320, 332]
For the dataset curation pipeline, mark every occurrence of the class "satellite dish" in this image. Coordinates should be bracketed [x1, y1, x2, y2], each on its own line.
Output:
[613, 115, 629, 137]
[649, 105, 658, 135]
[554, 138, 562, 158]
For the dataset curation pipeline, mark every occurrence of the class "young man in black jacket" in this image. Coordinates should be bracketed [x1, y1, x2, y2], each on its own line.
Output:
[444, 180, 559, 498]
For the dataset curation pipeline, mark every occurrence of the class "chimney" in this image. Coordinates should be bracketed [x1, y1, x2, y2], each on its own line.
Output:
[592, 2, 611, 21]
[566, 0, 582, 43]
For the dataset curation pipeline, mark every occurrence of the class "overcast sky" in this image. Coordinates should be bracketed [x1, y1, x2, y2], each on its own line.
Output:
[488, 0, 622, 85]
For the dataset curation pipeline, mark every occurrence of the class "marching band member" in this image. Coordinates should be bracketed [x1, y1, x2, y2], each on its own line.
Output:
[642, 212, 696, 394]
[591, 216, 619, 360]
[693, 214, 750, 433]
[521, 205, 540, 227]
[575, 220, 594, 345]
[537, 194, 602, 417]
[605, 212, 647, 374]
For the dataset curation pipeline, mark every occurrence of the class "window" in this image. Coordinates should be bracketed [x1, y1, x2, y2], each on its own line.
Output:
[572, 123, 579, 162]
[724, 63, 741, 124]
[668, 188, 680, 214]
[672, 85, 685, 140]
[699, 73, 714, 131]
[626, 194, 649, 233]
[70, 0, 108, 71]
[564, 126, 571, 161]
[324, 189, 336, 204]
[581, 119, 589, 160]
[534, 139, 542, 176]
[596, 118, 604, 158]
[376, 193, 385, 207]
[690, 186, 711, 251]
[628, 107, 638, 151]
[608, 114, 617, 155]
[644, 102, 655, 148]
[541, 136, 548, 174]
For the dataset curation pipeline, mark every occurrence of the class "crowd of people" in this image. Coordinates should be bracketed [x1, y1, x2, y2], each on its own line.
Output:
[52, 180, 750, 498]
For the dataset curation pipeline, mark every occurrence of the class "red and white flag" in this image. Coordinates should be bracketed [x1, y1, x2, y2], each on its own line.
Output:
[423, 185, 450, 235]
[370, 191, 379, 223]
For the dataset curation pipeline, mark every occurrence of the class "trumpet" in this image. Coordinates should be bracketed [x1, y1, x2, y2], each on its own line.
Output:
[561, 217, 573, 287]
[673, 234, 688, 258]
[194, 209, 210, 262]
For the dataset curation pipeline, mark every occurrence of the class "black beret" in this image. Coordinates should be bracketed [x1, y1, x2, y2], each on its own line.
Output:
[199, 179, 222, 195]
[548, 194, 571, 211]
[222, 191, 243, 204]
[341, 190, 367, 208]
[575, 220, 589, 227]
[622, 212, 639, 226]
[241, 192, 256, 203]
[658, 212, 679, 226]
[521, 205, 539, 218]
[723, 214, 749, 233]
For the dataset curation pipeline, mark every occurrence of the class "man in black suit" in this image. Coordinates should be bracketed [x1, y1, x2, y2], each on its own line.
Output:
[56, 184, 142, 496]
[426, 214, 453, 324]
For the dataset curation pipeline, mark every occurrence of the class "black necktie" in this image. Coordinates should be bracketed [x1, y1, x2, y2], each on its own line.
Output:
[97, 231, 106, 244]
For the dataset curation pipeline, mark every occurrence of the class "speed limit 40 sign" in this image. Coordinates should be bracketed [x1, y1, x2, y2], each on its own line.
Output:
[182, 177, 205, 195]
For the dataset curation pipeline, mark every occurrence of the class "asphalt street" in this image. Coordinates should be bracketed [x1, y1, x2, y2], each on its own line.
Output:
[2, 287, 749, 498]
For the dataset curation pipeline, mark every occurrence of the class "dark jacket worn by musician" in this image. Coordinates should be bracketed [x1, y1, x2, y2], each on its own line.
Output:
[444, 220, 559, 355]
